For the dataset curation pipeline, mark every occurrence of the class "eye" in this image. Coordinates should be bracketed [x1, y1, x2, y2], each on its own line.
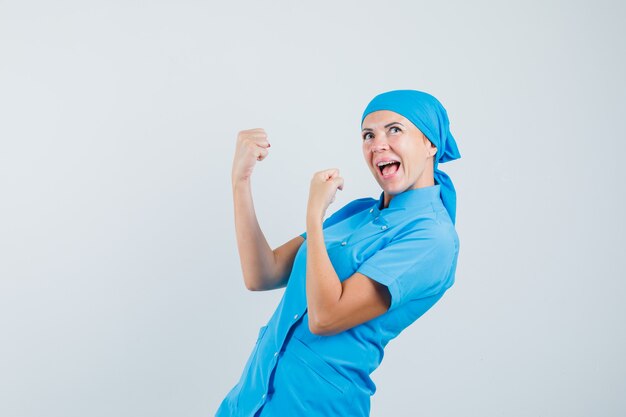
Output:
[389, 126, 402, 134]
[362, 132, 373, 140]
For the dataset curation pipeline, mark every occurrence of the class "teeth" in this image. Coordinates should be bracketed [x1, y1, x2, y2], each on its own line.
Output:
[377, 161, 398, 167]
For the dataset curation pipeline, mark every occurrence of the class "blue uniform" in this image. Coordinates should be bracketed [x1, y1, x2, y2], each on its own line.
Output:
[216, 184, 459, 416]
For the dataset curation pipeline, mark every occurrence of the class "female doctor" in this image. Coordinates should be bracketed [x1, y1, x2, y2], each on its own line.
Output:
[216, 89, 461, 417]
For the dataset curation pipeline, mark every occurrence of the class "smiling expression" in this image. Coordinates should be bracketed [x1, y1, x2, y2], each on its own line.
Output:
[361, 110, 438, 208]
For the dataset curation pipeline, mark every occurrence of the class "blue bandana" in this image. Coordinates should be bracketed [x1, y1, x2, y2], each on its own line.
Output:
[361, 90, 461, 224]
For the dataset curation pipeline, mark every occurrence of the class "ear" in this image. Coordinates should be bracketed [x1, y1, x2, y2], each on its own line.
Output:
[423, 134, 437, 157]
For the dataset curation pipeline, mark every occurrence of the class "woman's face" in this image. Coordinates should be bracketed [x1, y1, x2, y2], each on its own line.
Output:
[361, 110, 437, 204]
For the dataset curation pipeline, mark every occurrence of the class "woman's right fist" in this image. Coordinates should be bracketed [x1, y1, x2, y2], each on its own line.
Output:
[232, 128, 272, 183]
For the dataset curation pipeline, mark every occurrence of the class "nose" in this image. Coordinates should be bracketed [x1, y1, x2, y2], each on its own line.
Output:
[369, 134, 389, 152]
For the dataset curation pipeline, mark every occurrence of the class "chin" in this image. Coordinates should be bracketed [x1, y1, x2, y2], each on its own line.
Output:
[379, 182, 406, 195]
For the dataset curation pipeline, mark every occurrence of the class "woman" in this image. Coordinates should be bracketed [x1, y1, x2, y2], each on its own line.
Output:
[216, 89, 461, 417]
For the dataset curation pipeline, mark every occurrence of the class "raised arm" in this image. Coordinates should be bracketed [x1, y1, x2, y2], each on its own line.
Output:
[305, 169, 391, 335]
[232, 128, 304, 291]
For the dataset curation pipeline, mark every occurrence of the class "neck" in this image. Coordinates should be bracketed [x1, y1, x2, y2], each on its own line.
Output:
[381, 172, 435, 209]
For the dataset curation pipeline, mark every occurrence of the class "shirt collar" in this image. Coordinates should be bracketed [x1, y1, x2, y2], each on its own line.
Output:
[375, 184, 442, 213]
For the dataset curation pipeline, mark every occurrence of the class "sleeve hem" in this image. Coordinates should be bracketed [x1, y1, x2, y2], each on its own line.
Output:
[357, 264, 402, 311]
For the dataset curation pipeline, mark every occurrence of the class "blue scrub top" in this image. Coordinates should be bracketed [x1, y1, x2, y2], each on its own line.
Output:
[216, 184, 460, 417]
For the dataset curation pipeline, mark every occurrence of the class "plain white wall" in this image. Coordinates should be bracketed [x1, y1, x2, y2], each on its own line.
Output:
[1, 0, 624, 416]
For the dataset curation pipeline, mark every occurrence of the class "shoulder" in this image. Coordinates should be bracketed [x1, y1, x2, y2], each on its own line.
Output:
[392, 208, 459, 255]
[330, 197, 377, 218]
[300, 197, 377, 239]
[324, 197, 377, 225]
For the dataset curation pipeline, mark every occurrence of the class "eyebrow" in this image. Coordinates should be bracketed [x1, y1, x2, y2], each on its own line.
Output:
[362, 122, 405, 132]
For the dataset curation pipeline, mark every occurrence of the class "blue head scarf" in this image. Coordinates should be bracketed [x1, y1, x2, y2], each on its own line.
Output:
[361, 89, 461, 224]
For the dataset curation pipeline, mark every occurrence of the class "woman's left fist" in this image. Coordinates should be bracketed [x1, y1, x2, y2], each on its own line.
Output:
[307, 168, 344, 221]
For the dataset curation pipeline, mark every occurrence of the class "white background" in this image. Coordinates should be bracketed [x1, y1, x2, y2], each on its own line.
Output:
[1, 1, 624, 416]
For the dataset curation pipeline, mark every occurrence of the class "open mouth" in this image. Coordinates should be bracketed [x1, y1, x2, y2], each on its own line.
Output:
[377, 160, 401, 178]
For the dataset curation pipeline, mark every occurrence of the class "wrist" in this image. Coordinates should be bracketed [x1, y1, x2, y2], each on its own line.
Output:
[232, 176, 251, 190]
[306, 203, 324, 224]
[306, 215, 323, 231]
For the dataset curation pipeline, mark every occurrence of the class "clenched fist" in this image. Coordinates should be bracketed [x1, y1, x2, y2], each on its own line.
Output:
[232, 128, 271, 183]
[307, 168, 344, 222]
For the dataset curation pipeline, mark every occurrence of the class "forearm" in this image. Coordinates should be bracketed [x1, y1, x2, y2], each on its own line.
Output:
[232, 178, 279, 290]
[305, 216, 342, 331]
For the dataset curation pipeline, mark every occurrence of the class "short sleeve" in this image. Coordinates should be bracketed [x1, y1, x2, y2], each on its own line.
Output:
[356, 226, 457, 311]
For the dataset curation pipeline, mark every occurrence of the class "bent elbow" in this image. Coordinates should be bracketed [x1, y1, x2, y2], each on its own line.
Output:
[243, 271, 289, 291]
[243, 275, 265, 291]
[308, 315, 338, 336]
[243, 277, 265, 291]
